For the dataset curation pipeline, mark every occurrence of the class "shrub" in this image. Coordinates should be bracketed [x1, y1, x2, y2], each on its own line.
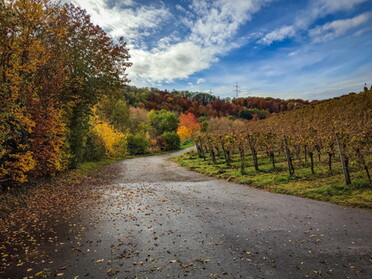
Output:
[92, 119, 126, 157]
[153, 136, 167, 152]
[127, 134, 148, 155]
[161, 132, 180, 151]
[148, 110, 179, 136]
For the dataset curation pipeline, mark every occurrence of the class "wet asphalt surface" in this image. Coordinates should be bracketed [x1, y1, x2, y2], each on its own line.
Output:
[4, 148, 372, 278]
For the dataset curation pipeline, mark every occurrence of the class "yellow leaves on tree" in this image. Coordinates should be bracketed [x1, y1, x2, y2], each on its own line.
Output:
[91, 115, 126, 157]
[0, 149, 35, 185]
[177, 112, 201, 141]
[0, 0, 68, 186]
[177, 126, 192, 141]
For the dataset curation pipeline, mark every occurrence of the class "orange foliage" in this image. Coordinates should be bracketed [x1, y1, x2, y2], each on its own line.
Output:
[178, 113, 201, 135]
[177, 126, 192, 141]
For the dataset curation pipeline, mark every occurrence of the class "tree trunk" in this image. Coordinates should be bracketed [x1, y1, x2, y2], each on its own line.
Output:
[335, 133, 351, 185]
[250, 146, 259, 171]
[226, 150, 231, 166]
[221, 142, 228, 163]
[284, 136, 294, 175]
[328, 152, 333, 171]
[355, 149, 371, 182]
[210, 147, 216, 164]
[270, 152, 275, 168]
[364, 165, 371, 182]
[196, 141, 203, 158]
[316, 145, 321, 162]
[238, 148, 245, 174]
[309, 152, 314, 174]
[196, 141, 206, 160]
[215, 146, 221, 157]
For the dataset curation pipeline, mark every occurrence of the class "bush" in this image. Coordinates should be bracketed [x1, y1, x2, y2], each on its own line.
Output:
[92, 119, 126, 157]
[153, 136, 167, 152]
[161, 132, 180, 151]
[127, 134, 149, 155]
[148, 110, 179, 136]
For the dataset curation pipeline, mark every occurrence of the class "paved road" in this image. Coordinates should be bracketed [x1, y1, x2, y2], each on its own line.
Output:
[5, 149, 372, 278]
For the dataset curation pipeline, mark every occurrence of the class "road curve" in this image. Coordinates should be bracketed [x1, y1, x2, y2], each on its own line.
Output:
[8, 148, 372, 278]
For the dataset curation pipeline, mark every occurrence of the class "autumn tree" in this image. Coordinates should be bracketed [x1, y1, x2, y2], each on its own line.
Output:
[57, 4, 131, 167]
[177, 112, 201, 141]
[0, 0, 131, 187]
[0, 0, 66, 185]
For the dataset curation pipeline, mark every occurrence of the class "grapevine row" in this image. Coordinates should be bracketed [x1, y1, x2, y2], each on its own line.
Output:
[194, 89, 372, 185]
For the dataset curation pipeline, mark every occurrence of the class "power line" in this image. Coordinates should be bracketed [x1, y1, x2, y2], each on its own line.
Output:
[233, 82, 240, 98]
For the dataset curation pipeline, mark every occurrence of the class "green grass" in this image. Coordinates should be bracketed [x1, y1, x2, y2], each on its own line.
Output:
[180, 141, 195, 149]
[77, 157, 126, 172]
[171, 150, 372, 209]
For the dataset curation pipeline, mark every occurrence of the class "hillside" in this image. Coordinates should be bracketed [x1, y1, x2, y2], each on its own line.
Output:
[173, 88, 372, 208]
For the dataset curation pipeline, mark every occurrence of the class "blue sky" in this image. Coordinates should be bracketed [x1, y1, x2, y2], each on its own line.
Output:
[65, 0, 372, 100]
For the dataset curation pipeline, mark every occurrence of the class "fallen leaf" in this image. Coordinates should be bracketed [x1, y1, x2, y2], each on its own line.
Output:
[107, 268, 120, 276]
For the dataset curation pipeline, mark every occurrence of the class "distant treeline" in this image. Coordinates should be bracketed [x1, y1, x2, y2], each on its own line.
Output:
[122, 86, 311, 120]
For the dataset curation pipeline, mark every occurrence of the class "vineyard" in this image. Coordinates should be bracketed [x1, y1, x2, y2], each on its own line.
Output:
[175, 88, 372, 207]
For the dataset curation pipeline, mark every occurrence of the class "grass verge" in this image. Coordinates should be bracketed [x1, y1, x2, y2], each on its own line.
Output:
[170, 150, 372, 209]
[180, 141, 195, 149]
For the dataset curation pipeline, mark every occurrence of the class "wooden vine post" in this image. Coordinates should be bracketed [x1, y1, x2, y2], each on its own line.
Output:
[335, 133, 351, 185]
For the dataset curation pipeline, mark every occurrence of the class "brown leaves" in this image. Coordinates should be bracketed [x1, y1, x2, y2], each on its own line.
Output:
[107, 268, 120, 276]
[0, 162, 118, 277]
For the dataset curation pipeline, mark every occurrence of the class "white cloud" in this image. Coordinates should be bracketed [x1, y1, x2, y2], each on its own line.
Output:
[129, 0, 271, 84]
[63, 0, 171, 47]
[258, 0, 370, 45]
[129, 42, 215, 83]
[65, 0, 270, 85]
[189, 0, 268, 48]
[175, 4, 185, 12]
[197, 78, 206, 84]
[314, 0, 369, 15]
[288, 51, 299, 57]
[259, 26, 296, 45]
[309, 12, 371, 42]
